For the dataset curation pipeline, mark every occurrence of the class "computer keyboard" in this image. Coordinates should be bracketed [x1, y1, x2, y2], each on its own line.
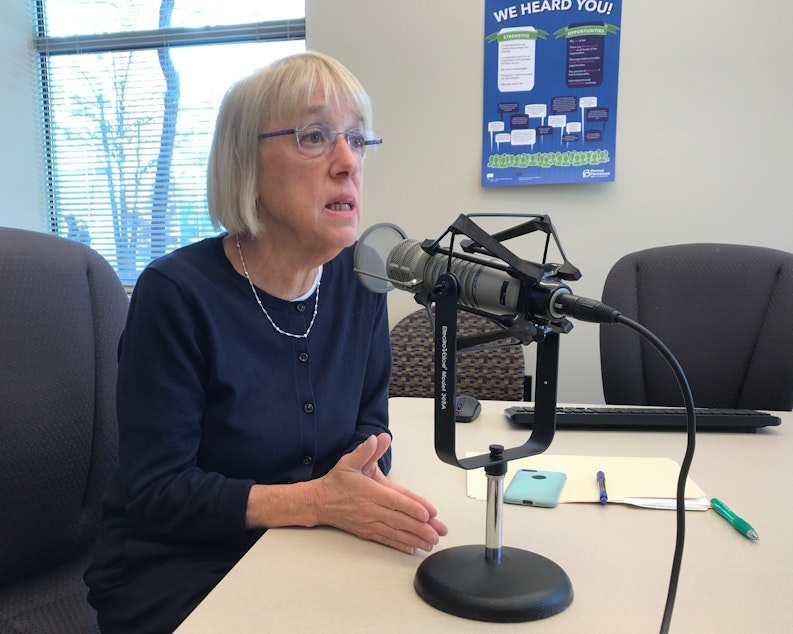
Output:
[503, 405, 782, 433]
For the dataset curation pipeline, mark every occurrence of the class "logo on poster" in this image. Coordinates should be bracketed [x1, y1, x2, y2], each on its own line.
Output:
[582, 168, 611, 179]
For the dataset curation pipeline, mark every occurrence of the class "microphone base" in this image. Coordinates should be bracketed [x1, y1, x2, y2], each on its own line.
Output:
[414, 544, 573, 622]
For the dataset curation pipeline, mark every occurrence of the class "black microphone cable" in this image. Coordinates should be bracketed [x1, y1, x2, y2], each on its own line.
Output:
[554, 294, 696, 634]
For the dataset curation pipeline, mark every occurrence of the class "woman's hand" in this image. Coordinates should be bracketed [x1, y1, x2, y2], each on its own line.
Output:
[311, 434, 448, 554]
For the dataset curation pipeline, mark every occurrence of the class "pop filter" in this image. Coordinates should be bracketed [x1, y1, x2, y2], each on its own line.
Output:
[353, 222, 406, 293]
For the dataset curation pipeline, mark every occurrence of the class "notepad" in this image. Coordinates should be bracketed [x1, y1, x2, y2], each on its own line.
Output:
[465, 453, 709, 510]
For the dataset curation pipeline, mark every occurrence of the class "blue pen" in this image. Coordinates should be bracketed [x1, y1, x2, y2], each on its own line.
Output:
[597, 470, 608, 504]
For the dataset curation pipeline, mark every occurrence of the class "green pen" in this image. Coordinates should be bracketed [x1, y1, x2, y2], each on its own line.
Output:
[710, 498, 759, 541]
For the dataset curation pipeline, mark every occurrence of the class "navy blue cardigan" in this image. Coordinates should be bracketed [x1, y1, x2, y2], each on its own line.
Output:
[86, 236, 391, 630]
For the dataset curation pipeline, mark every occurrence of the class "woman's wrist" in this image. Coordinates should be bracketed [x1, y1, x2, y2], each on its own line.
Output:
[245, 479, 321, 529]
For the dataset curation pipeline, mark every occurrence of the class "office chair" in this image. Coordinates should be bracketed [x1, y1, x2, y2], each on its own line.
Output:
[389, 308, 528, 401]
[600, 243, 793, 411]
[0, 227, 128, 633]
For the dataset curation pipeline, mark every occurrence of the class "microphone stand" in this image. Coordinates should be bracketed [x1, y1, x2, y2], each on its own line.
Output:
[413, 261, 573, 622]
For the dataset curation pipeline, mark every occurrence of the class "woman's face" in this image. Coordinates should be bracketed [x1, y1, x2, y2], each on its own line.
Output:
[254, 94, 365, 266]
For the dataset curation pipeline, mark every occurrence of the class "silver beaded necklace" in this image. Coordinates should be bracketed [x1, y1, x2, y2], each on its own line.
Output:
[235, 234, 320, 339]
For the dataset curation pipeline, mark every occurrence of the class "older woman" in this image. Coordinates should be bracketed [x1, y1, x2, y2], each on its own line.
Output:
[85, 51, 447, 633]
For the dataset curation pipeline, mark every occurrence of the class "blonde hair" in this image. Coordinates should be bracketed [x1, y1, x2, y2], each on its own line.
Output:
[207, 51, 374, 236]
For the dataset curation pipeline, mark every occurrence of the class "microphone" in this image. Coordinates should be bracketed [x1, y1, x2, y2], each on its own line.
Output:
[385, 237, 527, 314]
[354, 222, 620, 325]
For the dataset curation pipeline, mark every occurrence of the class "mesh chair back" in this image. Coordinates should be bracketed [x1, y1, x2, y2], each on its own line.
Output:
[600, 243, 793, 410]
[389, 308, 526, 401]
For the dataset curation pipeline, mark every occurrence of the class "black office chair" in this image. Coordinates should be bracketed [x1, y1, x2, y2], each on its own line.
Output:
[389, 308, 528, 401]
[0, 227, 128, 633]
[600, 243, 793, 411]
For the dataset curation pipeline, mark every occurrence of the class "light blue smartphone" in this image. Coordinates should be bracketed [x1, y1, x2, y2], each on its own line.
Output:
[504, 469, 567, 508]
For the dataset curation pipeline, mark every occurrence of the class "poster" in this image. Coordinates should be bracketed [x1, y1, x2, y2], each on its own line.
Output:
[482, 0, 622, 186]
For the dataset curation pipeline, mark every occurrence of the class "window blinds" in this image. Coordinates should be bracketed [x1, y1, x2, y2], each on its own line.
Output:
[34, 0, 306, 286]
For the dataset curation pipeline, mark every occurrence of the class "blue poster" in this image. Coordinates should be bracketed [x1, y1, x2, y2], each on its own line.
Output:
[482, 0, 622, 186]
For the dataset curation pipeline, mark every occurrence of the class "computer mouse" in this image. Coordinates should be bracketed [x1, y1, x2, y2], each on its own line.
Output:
[455, 394, 482, 423]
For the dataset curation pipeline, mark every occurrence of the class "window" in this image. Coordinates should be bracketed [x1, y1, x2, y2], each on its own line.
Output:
[34, 0, 305, 286]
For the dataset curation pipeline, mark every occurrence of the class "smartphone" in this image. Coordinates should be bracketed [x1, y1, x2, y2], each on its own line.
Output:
[504, 469, 567, 508]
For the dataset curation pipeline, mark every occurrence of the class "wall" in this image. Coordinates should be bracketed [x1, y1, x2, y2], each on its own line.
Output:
[308, 0, 793, 403]
[2, 2, 790, 402]
[0, 0, 45, 231]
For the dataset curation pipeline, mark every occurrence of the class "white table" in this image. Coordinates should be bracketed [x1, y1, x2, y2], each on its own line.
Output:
[175, 398, 793, 633]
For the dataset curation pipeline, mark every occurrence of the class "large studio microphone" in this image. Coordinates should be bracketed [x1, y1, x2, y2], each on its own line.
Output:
[353, 222, 619, 325]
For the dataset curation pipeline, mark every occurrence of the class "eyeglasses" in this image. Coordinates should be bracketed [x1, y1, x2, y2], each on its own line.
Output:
[258, 123, 382, 159]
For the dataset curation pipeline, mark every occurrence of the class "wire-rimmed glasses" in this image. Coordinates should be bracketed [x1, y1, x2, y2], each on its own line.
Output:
[259, 123, 382, 159]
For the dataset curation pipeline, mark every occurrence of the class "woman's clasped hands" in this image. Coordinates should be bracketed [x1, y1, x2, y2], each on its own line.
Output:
[311, 433, 448, 554]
